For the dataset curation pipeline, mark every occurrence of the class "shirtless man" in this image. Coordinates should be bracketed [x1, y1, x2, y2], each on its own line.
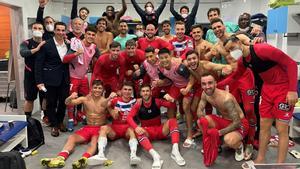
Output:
[88, 82, 141, 166]
[127, 84, 185, 169]
[160, 20, 174, 42]
[185, 50, 232, 130]
[103, 0, 127, 37]
[190, 24, 213, 60]
[95, 17, 113, 54]
[40, 80, 115, 169]
[197, 73, 249, 166]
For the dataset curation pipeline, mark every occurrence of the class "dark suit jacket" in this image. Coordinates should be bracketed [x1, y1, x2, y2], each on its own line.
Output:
[35, 38, 70, 87]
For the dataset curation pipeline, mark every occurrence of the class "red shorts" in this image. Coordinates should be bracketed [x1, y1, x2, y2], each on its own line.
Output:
[229, 69, 255, 103]
[166, 85, 193, 100]
[208, 114, 249, 138]
[111, 124, 130, 139]
[260, 83, 294, 122]
[70, 77, 89, 96]
[143, 125, 168, 141]
[194, 83, 203, 98]
[75, 125, 101, 142]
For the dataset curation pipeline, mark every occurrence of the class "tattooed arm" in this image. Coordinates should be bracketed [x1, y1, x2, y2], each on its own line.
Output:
[218, 99, 241, 136]
[197, 93, 207, 118]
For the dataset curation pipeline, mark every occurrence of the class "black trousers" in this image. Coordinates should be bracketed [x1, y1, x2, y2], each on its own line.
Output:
[45, 82, 69, 127]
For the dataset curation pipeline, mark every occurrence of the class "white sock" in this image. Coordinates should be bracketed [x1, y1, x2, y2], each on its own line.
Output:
[129, 138, 138, 157]
[149, 149, 160, 160]
[97, 137, 107, 156]
[172, 143, 179, 153]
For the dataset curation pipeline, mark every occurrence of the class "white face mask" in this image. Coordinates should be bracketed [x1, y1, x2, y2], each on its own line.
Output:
[230, 49, 243, 60]
[135, 31, 144, 37]
[45, 24, 54, 32]
[32, 30, 43, 38]
[181, 13, 188, 18]
[146, 7, 153, 13]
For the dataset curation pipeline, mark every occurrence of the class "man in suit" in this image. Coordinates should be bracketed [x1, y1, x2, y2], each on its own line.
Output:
[35, 22, 70, 137]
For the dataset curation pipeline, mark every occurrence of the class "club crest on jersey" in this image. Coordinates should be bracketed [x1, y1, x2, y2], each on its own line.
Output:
[148, 109, 152, 114]
[247, 89, 257, 96]
[278, 103, 290, 111]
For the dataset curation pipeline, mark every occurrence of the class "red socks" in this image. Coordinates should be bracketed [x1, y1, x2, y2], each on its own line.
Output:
[168, 118, 180, 144]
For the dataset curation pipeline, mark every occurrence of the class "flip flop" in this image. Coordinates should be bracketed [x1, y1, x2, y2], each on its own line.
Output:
[182, 138, 195, 148]
[241, 160, 256, 169]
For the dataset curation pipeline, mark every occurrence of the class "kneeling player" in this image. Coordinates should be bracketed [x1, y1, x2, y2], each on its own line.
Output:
[197, 73, 249, 166]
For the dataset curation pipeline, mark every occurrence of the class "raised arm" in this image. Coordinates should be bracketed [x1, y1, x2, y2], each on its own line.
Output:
[218, 99, 241, 136]
[36, 0, 48, 23]
[156, 0, 168, 17]
[170, 0, 181, 20]
[190, 0, 200, 18]
[115, 0, 127, 20]
[131, 0, 145, 17]
[70, 0, 78, 19]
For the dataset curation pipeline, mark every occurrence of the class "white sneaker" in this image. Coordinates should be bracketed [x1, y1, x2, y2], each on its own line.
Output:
[87, 154, 107, 166]
[130, 156, 141, 165]
[152, 158, 163, 169]
[171, 151, 186, 166]
[235, 144, 244, 162]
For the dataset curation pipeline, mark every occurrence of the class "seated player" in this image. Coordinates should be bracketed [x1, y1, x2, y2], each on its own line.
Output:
[40, 80, 115, 169]
[127, 84, 185, 169]
[88, 82, 141, 166]
[197, 73, 249, 166]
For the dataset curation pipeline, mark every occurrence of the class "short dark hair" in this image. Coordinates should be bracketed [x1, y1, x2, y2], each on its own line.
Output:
[140, 83, 151, 91]
[85, 26, 97, 33]
[96, 17, 107, 26]
[92, 79, 103, 86]
[125, 39, 136, 47]
[175, 20, 185, 26]
[207, 8, 220, 17]
[186, 50, 199, 58]
[109, 41, 121, 49]
[79, 7, 90, 14]
[180, 6, 189, 13]
[158, 48, 170, 56]
[161, 20, 171, 26]
[210, 18, 224, 25]
[201, 72, 216, 81]
[145, 46, 155, 53]
[122, 81, 134, 89]
[106, 5, 115, 11]
[223, 35, 241, 46]
[54, 22, 67, 30]
[191, 24, 203, 31]
[119, 20, 128, 25]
